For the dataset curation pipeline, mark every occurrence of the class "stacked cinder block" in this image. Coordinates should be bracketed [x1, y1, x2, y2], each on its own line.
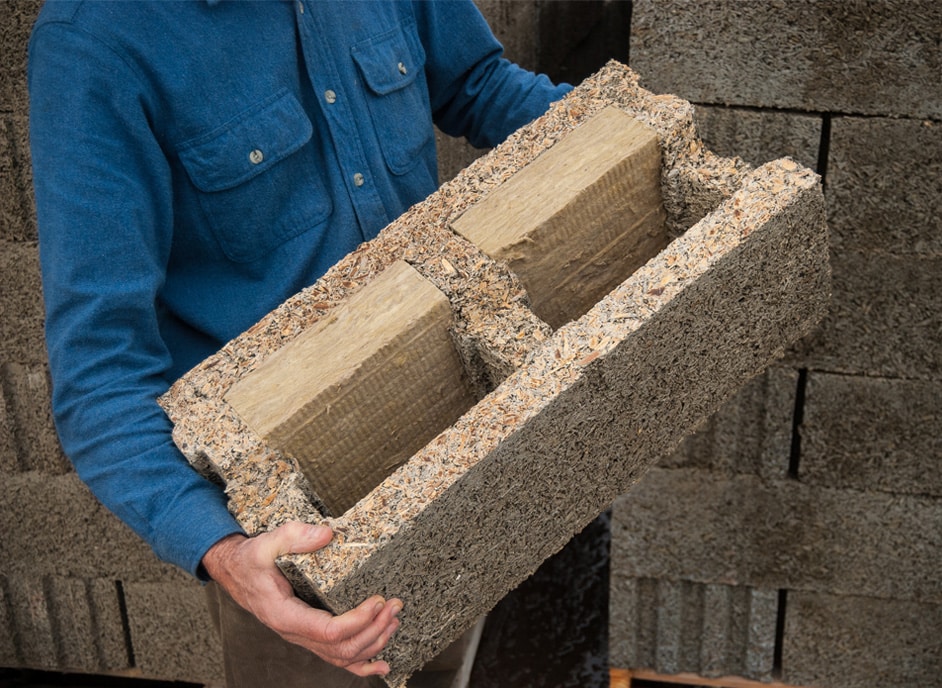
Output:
[612, 2, 942, 687]
[0, 1, 225, 682]
[1, 2, 611, 683]
[160, 61, 829, 686]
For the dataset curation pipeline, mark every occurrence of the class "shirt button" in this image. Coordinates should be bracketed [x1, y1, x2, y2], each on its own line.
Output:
[398, 62, 407, 75]
[353, 173, 365, 187]
[249, 149, 264, 164]
[324, 89, 337, 104]
[297, 1, 304, 13]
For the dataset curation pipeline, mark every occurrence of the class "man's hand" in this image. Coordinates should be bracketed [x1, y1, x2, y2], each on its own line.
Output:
[202, 521, 402, 677]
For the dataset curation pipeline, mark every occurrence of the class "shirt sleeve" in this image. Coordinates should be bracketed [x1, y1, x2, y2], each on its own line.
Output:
[414, 0, 573, 149]
[28, 19, 243, 578]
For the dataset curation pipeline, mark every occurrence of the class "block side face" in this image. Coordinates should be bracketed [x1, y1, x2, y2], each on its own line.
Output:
[1, 363, 70, 474]
[782, 591, 942, 688]
[0, 473, 181, 582]
[694, 105, 822, 172]
[826, 115, 942, 255]
[0, 241, 46, 365]
[0, 113, 37, 243]
[793, 250, 942, 381]
[663, 365, 798, 480]
[801, 372, 942, 496]
[122, 581, 224, 685]
[612, 468, 942, 603]
[631, 0, 942, 119]
[608, 578, 777, 682]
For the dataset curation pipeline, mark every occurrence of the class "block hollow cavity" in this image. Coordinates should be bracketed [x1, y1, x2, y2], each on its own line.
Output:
[225, 261, 477, 515]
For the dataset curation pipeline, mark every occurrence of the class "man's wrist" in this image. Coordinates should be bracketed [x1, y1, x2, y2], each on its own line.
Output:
[201, 532, 248, 583]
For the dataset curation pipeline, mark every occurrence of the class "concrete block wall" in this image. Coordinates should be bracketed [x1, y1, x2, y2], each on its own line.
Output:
[0, 1, 627, 683]
[612, 2, 942, 687]
[4, 0, 937, 686]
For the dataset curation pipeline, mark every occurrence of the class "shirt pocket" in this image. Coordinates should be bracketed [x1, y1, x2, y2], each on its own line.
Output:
[176, 90, 331, 263]
[352, 22, 433, 175]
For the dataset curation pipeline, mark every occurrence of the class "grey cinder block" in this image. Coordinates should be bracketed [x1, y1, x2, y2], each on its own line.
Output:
[612, 467, 942, 603]
[694, 105, 822, 172]
[782, 590, 942, 688]
[801, 372, 942, 497]
[796, 249, 942, 381]
[0, 363, 69, 474]
[827, 115, 942, 255]
[609, 577, 777, 682]
[0, 241, 45, 365]
[122, 581, 224, 685]
[0, 472, 181, 582]
[630, 0, 942, 119]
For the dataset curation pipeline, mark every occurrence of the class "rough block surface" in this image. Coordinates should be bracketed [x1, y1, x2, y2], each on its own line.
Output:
[0, 113, 36, 243]
[122, 581, 224, 684]
[795, 249, 942, 380]
[161, 63, 828, 685]
[0, 472, 181, 582]
[801, 372, 942, 497]
[612, 467, 942, 603]
[782, 591, 942, 688]
[0, 363, 69, 474]
[630, 0, 942, 119]
[0, 0, 41, 112]
[826, 115, 942, 255]
[694, 105, 822, 172]
[660, 365, 797, 480]
[0, 241, 46, 365]
[608, 577, 777, 681]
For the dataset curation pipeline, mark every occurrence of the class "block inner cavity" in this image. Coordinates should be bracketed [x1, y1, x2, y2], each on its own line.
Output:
[451, 106, 669, 329]
[225, 261, 478, 516]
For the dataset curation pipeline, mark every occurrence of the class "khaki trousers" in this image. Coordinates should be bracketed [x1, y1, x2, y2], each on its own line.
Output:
[206, 583, 385, 688]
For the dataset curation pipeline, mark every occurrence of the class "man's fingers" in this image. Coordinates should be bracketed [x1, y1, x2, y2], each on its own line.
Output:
[345, 658, 392, 678]
[255, 521, 333, 562]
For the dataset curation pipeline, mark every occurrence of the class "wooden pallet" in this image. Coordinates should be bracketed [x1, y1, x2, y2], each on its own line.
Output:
[610, 668, 811, 688]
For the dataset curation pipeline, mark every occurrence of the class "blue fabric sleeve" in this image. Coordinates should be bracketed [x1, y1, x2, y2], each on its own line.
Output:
[415, 0, 573, 148]
[28, 20, 243, 578]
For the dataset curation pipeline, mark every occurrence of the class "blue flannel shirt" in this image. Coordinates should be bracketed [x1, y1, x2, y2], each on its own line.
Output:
[28, 0, 569, 577]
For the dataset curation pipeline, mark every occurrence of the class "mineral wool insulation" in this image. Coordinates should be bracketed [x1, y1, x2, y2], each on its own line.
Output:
[159, 61, 830, 687]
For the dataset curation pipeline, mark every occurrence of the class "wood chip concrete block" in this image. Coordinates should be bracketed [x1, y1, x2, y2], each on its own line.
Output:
[630, 0, 942, 120]
[159, 62, 829, 685]
[612, 467, 942, 603]
[826, 115, 942, 255]
[122, 580, 224, 685]
[662, 365, 799, 480]
[693, 105, 822, 172]
[794, 249, 941, 380]
[609, 577, 778, 681]
[801, 372, 942, 497]
[781, 590, 942, 688]
[0, 241, 46, 365]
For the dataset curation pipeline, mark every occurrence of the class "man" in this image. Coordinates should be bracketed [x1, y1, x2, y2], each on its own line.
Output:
[28, 0, 569, 684]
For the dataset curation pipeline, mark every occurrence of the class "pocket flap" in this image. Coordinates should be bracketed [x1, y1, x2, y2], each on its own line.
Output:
[352, 24, 424, 96]
[177, 91, 313, 193]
